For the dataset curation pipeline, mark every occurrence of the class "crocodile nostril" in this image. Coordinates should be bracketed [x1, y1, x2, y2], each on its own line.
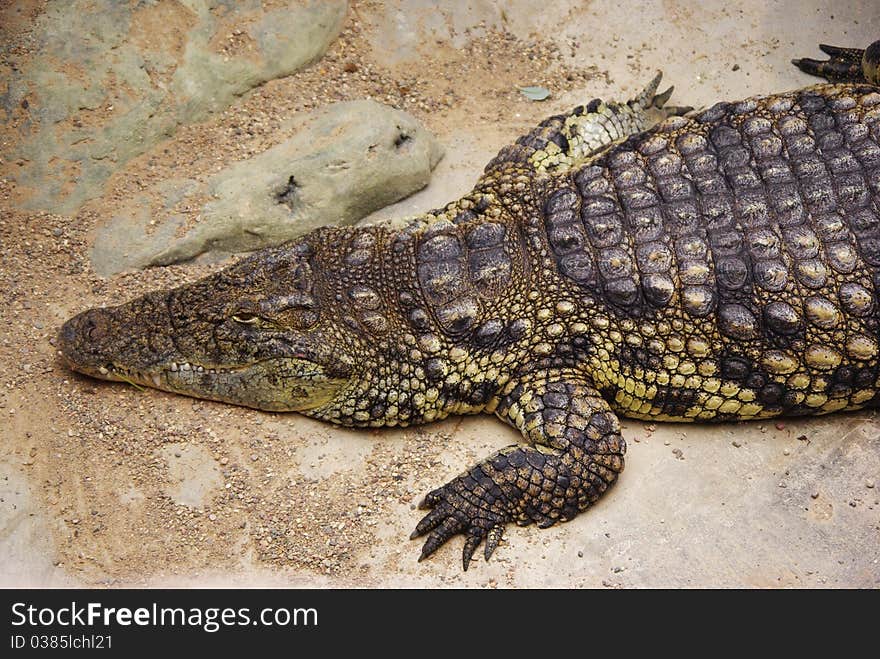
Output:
[59, 308, 113, 366]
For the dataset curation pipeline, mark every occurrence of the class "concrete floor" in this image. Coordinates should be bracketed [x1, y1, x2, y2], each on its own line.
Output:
[2, 0, 879, 588]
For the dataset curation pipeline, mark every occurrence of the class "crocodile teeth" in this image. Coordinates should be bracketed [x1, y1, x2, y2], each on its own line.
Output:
[196, 366, 204, 373]
[180, 363, 191, 371]
[170, 363, 178, 372]
[151, 374, 162, 387]
[98, 366, 109, 375]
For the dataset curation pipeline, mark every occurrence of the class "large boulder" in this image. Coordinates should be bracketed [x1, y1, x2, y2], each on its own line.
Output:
[91, 100, 444, 275]
[1, 0, 348, 214]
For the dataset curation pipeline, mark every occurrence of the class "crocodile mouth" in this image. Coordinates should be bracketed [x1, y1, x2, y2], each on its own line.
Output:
[76, 360, 240, 386]
[62, 354, 349, 413]
[61, 340, 349, 412]
[59, 307, 352, 412]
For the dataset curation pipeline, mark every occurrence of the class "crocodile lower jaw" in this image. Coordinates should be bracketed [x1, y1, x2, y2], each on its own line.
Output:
[80, 357, 345, 413]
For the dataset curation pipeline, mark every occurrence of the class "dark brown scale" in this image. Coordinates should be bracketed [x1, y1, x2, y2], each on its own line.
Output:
[763, 301, 804, 335]
[651, 386, 702, 417]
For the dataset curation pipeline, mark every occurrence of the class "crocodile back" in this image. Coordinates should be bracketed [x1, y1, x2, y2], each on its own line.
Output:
[539, 83, 880, 420]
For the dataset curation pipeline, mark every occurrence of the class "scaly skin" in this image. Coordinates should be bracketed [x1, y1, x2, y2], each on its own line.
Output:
[59, 75, 880, 569]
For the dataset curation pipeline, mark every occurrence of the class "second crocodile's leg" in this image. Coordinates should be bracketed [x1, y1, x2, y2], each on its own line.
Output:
[482, 72, 691, 179]
[792, 40, 880, 85]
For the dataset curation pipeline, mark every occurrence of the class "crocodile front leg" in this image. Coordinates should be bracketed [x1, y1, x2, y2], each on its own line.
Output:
[412, 369, 626, 570]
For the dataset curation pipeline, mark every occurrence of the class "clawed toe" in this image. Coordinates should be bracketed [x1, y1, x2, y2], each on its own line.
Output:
[411, 482, 510, 569]
[652, 85, 675, 109]
[417, 516, 465, 562]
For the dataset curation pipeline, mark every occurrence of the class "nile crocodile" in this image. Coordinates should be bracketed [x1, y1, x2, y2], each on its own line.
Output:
[60, 42, 880, 569]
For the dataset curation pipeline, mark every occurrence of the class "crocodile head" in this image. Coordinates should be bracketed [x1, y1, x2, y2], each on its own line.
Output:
[59, 239, 355, 413]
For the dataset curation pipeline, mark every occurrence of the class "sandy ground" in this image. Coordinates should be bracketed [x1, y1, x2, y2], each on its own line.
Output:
[1, 0, 879, 588]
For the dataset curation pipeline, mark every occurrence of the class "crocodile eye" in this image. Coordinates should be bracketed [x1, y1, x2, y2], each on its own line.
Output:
[232, 313, 260, 325]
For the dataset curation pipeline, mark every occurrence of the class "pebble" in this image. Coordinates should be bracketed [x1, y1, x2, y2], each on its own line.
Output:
[783, 448, 790, 456]
[577, 550, 583, 558]
[811, 491, 820, 499]
[775, 422, 786, 430]
[732, 440, 742, 448]
[867, 480, 875, 489]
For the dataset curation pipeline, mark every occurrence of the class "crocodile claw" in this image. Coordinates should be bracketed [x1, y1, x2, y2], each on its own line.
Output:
[652, 85, 675, 109]
[792, 43, 865, 82]
[417, 516, 465, 562]
[412, 482, 510, 570]
[645, 78, 692, 116]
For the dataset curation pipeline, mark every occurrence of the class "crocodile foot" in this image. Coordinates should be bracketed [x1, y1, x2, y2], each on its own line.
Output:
[793, 43, 866, 82]
[411, 474, 511, 571]
[636, 72, 693, 116]
[792, 41, 880, 85]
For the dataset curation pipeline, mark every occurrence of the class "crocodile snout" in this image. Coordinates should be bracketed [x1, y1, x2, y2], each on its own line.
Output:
[58, 307, 113, 372]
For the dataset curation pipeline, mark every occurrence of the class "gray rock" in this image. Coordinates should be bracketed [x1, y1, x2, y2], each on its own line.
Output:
[91, 100, 443, 275]
[2, 0, 348, 215]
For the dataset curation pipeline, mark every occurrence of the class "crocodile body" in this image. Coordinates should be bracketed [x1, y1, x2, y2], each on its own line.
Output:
[60, 79, 880, 568]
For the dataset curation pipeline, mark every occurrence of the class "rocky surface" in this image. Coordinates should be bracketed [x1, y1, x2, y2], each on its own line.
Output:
[91, 100, 443, 274]
[2, 0, 348, 215]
